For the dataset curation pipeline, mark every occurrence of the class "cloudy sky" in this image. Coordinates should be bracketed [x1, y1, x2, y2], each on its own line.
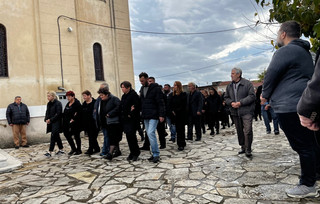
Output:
[128, 0, 279, 89]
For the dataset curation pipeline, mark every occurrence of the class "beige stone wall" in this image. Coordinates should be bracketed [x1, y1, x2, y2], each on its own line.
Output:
[0, 0, 134, 147]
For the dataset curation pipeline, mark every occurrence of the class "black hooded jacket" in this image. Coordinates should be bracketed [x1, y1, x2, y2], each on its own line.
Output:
[139, 83, 165, 119]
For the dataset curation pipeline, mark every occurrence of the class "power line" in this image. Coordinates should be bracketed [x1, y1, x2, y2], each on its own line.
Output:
[156, 50, 271, 78]
[58, 15, 256, 35]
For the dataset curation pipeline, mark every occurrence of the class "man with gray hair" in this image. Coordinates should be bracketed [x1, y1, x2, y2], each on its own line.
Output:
[187, 82, 203, 141]
[224, 68, 255, 157]
[6, 96, 30, 149]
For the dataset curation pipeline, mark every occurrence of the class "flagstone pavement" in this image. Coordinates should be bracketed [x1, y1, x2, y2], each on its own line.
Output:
[0, 120, 320, 204]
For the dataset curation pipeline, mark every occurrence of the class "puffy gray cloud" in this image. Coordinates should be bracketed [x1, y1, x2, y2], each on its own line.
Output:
[129, 0, 278, 89]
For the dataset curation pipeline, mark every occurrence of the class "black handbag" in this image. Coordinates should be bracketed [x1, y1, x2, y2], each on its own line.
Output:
[106, 116, 120, 125]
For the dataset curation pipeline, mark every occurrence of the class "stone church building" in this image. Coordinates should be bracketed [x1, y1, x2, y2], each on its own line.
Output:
[0, 0, 134, 147]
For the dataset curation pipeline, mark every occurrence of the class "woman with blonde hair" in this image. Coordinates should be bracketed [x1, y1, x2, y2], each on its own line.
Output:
[44, 91, 64, 157]
[168, 81, 187, 151]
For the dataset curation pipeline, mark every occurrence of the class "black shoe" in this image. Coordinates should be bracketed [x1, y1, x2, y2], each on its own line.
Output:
[148, 156, 154, 161]
[202, 130, 206, 134]
[85, 150, 93, 155]
[207, 128, 210, 130]
[169, 138, 173, 141]
[172, 138, 176, 143]
[44, 152, 51, 157]
[238, 149, 245, 154]
[140, 146, 150, 151]
[22, 144, 30, 148]
[68, 150, 75, 155]
[153, 156, 160, 163]
[178, 147, 184, 151]
[195, 138, 201, 141]
[132, 156, 139, 161]
[93, 149, 100, 154]
[245, 151, 252, 157]
[160, 146, 166, 149]
[216, 131, 219, 135]
[113, 150, 122, 157]
[222, 127, 226, 129]
[210, 131, 215, 135]
[15, 146, 19, 149]
[274, 131, 280, 135]
[266, 131, 271, 134]
[74, 151, 82, 155]
[127, 154, 133, 161]
[105, 153, 113, 161]
[186, 138, 193, 141]
[164, 132, 168, 137]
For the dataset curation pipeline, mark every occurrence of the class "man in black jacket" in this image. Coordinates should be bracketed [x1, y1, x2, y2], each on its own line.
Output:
[261, 21, 318, 198]
[6, 96, 30, 149]
[187, 82, 203, 141]
[139, 72, 165, 163]
[225, 68, 255, 157]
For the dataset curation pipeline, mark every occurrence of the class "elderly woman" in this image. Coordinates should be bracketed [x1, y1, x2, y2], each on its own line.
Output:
[63, 91, 82, 155]
[82, 90, 100, 155]
[120, 81, 141, 161]
[44, 91, 64, 157]
[97, 87, 122, 160]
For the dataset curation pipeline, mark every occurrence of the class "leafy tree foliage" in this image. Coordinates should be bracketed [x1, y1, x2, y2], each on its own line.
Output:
[257, 69, 267, 82]
[256, 0, 320, 52]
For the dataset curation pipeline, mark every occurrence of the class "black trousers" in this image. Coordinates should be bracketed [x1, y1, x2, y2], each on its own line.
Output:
[232, 114, 253, 151]
[124, 123, 141, 157]
[277, 112, 320, 186]
[87, 128, 100, 152]
[49, 131, 63, 152]
[176, 119, 186, 148]
[64, 130, 81, 152]
[208, 113, 219, 133]
[187, 115, 202, 140]
[106, 123, 122, 146]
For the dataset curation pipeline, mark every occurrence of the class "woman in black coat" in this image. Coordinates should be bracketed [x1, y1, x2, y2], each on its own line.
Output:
[168, 81, 187, 151]
[44, 91, 64, 157]
[82, 90, 100, 155]
[120, 81, 141, 161]
[98, 87, 122, 161]
[63, 91, 82, 155]
[207, 88, 222, 135]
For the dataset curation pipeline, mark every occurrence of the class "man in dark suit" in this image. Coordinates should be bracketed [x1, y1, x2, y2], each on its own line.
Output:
[187, 82, 203, 141]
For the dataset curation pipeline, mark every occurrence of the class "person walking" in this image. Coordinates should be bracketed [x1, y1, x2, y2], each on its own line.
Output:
[82, 90, 100, 155]
[98, 87, 122, 161]
[120, 81, 141, 161]
[207, 88, 221, 136]
[186, 82, 203, 141]
[44, 91, 64, 157]
[261, 20, 318, 198]
[164, 84, 177, 142]
[6, 96, 30, 149]
[224, 67, 255, 157]
[139, 72, 165, 163]
[62, 91, 82, 155]
[168, 81, 187, 151]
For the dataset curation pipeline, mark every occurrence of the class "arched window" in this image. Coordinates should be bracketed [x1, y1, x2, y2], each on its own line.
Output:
[0, 24, 8, 77]
[93, 43, 104, 81]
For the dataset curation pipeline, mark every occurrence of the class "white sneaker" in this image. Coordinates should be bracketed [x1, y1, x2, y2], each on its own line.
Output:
[286, 184, 319, 198]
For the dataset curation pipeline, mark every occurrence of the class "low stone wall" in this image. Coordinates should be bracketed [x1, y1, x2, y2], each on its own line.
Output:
[0, 117, 51, 148]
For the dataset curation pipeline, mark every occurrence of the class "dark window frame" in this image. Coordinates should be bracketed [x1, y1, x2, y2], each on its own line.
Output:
[93, 42, 105, 81]
[0, 24, 8, 77]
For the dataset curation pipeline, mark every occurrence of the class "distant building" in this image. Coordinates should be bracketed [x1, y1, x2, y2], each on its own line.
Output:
[0, 0, 134, 147]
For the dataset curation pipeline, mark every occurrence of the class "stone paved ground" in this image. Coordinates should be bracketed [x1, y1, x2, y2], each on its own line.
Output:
[0, 120, 320, 204]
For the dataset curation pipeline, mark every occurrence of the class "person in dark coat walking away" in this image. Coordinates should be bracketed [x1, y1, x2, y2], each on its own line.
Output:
[261, 21, 318, 198]
[224, 67, 255, 157]
[6, 96, 30, 149]
[63, 91, 82, 155]
[82, 90, 100, 155]
[44, 91, 64, 157]
[187, 82, 203, 141]
[120, 81, 141, 161]
[168, 81, 187, 151]
[200, 90, 209, 134]
[139, 72, 165, 163]
[98, 87, 122, 161]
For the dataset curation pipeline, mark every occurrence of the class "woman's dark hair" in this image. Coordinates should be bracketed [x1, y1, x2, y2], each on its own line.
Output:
[66, 91, 75, 97]
[97, 87, 110, 95]
[120, 81, 132, 89]
[82, 90, 92, 96]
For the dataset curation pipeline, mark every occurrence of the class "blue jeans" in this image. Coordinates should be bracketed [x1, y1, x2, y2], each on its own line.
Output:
[101, 128, 110, 155]
[261, 106, 279, 133]
[166, 117, 176, 139]
[144, 119, 160, 157]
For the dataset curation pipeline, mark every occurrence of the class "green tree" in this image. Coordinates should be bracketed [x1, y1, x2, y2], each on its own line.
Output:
[256, 0, 320, 52]
[257, 69, 267, 82]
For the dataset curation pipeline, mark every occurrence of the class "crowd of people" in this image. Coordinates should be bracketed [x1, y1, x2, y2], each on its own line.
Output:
[5, 20, 320, 199]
